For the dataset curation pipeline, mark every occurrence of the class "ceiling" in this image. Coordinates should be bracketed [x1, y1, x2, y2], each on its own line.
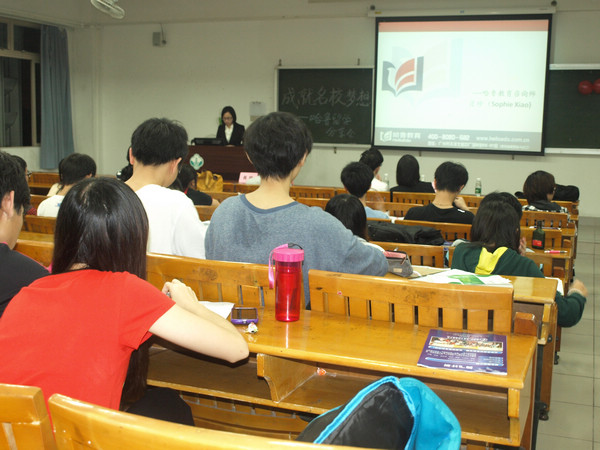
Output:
[0, 0, 598, 28]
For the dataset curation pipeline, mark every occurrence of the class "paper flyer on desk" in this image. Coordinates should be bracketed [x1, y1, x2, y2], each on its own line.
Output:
[417, 269, 512, 286]
[418, 329, 507, 375]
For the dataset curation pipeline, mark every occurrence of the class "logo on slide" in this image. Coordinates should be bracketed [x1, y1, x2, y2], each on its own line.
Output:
[382, 57, 424, 96]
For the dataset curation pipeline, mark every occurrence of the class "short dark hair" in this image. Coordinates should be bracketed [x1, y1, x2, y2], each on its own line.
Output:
[471, 199, 520, 252]
[221, 106, 237, 123]
[131, 118, 188, 166]
[395, 154, 420, 187]
[341, 162, 373, 198]
[523, 171, 555, 203]
[59, 153, 97, 186]
[243, 112, 313, 179]
[325, 194, 368, 240]
[480, 191, 523, 220]
[359, 147, 383, 171]
[11, 154, 27, 172]
[0, 151, 30, 213]
[52, 177, 148, 278]
[177, 164, 198, 190]
[434, 161, 468, 192]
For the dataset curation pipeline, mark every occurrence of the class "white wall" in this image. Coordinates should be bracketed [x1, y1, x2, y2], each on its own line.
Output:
[59, 7, 600, 217]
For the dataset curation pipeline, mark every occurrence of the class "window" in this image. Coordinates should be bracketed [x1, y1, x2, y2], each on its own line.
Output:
[0, 19, 41, 147]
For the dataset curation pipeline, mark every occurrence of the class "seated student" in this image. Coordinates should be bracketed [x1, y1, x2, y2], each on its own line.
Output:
[174, 164, 219, 207]
[359, 147, 387, 191]
[325, 194, 384, 252]
[37, 153, 97, 217]
[0, 177, 248, 413]
[451, 193, 587, 327]
[341, 162, 390, 220]
[522, 170, 569, 213]
[205, 112, 388, 307]
[404, 161, 474, 224]
[126, 118, 208, 259]
[389, 154, 434, 198]
[11, 154, 36, 215]
[0, 151, 49, 317]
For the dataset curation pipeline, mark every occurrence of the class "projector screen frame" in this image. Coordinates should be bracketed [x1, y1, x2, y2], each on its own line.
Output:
[372, 13, 553, 156]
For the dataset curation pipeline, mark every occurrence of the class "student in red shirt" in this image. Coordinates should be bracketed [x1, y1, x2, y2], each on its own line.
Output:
[0, 177, 248, 417]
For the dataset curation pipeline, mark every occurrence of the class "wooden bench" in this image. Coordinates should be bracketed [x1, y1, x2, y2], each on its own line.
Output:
[0, 383, 56, 449]
[49, 393, 360, 450]
[22, 215, 56, 234]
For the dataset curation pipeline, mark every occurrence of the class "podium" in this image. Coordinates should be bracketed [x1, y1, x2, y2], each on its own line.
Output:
[186, 145, 255, 182]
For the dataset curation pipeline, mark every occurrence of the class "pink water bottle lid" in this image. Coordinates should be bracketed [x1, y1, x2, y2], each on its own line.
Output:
[272, 247, 304, 262]
[268, 244, 304, 288]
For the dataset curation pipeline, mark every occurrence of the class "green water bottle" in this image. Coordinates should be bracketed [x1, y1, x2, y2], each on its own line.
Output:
[532, 220, 545, 249]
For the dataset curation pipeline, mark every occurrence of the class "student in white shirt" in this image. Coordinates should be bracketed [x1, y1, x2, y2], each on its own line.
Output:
[126, 118, 208, 259]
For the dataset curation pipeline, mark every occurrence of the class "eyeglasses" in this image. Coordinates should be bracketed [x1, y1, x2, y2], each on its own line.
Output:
[26, 171, 32, 179]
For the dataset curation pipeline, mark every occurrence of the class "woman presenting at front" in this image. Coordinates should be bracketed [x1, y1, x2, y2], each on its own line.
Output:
[216, 106, 245, 146]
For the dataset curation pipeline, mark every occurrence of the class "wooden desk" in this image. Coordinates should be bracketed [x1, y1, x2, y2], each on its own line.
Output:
[148, 308, 537, 448]
[186, 145, 255, 182]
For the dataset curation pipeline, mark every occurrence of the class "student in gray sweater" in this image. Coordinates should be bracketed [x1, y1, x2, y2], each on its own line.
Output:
[205, 112, 388, 307]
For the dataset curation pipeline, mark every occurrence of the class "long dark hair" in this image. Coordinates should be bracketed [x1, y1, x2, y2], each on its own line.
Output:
[471, 199, 520, 252]
[325, 194, 369, 240]
[52, 177, 151, 407]
[395, 154, 420, 187]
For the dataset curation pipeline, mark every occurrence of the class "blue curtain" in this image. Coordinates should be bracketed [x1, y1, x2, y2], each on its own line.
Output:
[40, 25, 75, 169]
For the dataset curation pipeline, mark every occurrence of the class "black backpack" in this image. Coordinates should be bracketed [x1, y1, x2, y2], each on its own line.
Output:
[368, 222, 444, 246]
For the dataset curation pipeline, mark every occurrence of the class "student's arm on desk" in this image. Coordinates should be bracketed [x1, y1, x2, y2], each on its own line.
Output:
[149, 280, 249, 363]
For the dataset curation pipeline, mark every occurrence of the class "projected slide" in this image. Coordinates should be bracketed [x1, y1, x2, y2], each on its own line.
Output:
[373, 15, 551, 154]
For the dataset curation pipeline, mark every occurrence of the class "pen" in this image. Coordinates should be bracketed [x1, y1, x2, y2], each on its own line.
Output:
[544, 250, 567, 254]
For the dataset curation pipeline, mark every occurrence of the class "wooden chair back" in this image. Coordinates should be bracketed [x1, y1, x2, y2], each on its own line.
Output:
[29, 172, 59, 185]
[364, 190, 389, 203]
[14, 239, 53, 267]
[0, 383, 56, 450]
[146, 253, 275, 307]
[459, 195, 484, 209]
[195, 205, 217, 221]
[22, 215, 56, 234]
[29, 195, 49, 209]
[289, 186, 336, 199]
[234, 183, 259, 194]
[520, 210, 570, 228]
[309, 270, 514, 333]
[399, 219, 471, 242]
[370, 242, 446, 268]
[48, 393, 354, 450]
[366, 202, 414, 218]
[295, 197, 329, 209]
[520, 226, 566, 249]
[204, 191, 237, 203]
[391, 192, 435, 204]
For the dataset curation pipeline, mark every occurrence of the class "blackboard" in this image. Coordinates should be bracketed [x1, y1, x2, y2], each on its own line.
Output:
[277, 68, 373, 145]
[545, 67, 600, 149]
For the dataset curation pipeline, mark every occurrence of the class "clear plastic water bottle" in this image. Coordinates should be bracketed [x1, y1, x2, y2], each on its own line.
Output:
[383, 173, 389, 190]
[475, 178, 482, 196]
